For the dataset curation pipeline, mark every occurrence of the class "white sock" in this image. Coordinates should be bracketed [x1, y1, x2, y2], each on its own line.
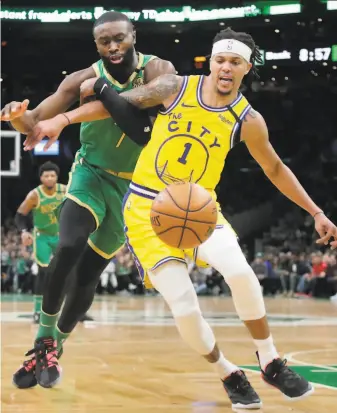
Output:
[253, 335, 279, 371]
[212, 351, 239, 380]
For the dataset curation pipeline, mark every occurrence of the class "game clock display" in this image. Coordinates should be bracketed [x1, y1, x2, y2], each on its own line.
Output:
[299, 46, 337, 62]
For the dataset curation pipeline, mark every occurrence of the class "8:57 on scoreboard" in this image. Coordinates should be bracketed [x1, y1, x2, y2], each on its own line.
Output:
[299, 46, 336, 62]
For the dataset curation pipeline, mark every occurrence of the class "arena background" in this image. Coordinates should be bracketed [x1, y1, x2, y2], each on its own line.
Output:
[1, 2, 337, 411]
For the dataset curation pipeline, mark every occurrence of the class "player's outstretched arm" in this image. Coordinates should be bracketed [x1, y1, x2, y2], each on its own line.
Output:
[24, 60, 178, 151]
[64, 59, 177, 124]
[120, 73, 183, 109]
[15, 190, 38, 246]
[241, 108, 337, 249]
[66, 59, 177, 122]
[0, 67, 96, 134]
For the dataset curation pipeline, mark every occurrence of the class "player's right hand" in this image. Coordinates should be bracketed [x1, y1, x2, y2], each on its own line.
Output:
[0, 99, 30, 121]
[21, 231, 33, 246]
[23, 114, 69, 151]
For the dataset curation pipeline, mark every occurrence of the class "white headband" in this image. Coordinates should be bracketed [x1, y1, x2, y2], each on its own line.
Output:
[211, 39, 252, 62]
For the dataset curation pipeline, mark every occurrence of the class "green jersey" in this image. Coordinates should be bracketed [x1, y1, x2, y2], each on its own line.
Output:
[79, 53, 157, 175]
[33, 184, 64, 235]
[16, 258, 28, 275]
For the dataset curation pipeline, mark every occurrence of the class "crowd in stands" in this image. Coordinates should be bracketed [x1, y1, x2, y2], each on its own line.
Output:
[2, 217, 336, 300]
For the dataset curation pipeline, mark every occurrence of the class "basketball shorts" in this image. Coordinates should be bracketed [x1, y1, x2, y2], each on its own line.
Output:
[123, 183, 235, 288]
[63, 152, 129, 259]
[33, 229, 59, 267]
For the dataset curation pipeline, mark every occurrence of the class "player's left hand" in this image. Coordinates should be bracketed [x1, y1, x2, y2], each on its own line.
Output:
[23, 114, 69, 151]
[80, 77, 99, 98]
[314, 213, 337, 249]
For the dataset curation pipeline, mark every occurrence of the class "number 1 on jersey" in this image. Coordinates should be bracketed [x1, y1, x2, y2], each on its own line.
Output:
[178, 143, 192, 165]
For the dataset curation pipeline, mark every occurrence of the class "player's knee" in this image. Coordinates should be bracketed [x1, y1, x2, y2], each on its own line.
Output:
[223, 262, 266, 320]
[224, 261, 255, 285]
[224, 262, 259, 292]
[170, 288, 201, 318]
[209, 244, 254, 286]
[149, 262, 200, 318]
[59, 229, 88, 252]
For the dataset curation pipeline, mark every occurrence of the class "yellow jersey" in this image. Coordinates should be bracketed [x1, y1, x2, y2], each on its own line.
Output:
[131, 75, 251, 199]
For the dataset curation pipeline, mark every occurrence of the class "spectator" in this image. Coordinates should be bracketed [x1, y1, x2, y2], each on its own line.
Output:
[297, 252, 327, 296]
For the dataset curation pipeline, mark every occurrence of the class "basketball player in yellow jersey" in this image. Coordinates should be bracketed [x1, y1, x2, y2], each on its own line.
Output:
[121, 28, 337, 409]
[25, 28, 337, 408]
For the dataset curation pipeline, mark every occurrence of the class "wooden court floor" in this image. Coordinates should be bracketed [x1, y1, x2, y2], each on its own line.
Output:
[1, 295, 337, 412]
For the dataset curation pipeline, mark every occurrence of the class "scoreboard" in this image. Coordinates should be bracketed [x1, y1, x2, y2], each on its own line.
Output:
[258, 45, 337, 65]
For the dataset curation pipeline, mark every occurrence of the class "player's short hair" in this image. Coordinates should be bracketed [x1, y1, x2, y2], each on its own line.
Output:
[93, 11, 133, 33]
[39, 161, 60, 177]
[213, 27, 263, 80]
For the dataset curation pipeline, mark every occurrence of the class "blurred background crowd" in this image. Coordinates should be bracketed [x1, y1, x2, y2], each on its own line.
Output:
[1, 0, 337, 301]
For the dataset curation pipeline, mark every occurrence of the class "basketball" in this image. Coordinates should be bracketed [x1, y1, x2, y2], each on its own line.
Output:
[150, 182, 218, 249]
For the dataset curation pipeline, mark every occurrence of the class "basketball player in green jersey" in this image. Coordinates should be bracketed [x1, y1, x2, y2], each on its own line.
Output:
[16, 162, 65, 324]
[1, 11, 175, 389]
[15, 161, 94, 325]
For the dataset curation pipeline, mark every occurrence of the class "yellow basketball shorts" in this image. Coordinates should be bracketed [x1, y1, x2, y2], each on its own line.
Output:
[123, 182, 234, 288]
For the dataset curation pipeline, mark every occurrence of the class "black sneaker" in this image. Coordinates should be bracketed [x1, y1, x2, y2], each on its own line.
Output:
[222, 370, 262, 410]
[79, 313, 94, 322]
[34, 337, 62, 388]
[12, 355, 38, 389]
[13, 340, 63, 389]
[257, 352, 314, 400]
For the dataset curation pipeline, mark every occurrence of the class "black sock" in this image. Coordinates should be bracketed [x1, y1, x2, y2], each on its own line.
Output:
[41, 199, 96, 315]
[58, 246, 110, 333]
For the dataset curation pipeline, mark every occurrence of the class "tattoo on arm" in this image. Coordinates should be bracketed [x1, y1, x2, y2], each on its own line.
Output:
[243, 108, 258, 122]
[120, 74, 182, 109]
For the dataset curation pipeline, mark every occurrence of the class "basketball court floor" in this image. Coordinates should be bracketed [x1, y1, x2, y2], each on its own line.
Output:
[1, 295, 337, 412]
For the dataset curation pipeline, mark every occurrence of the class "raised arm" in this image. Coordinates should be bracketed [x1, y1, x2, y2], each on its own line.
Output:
[1, 67, 96, 134]
[241, 108, 337, 249]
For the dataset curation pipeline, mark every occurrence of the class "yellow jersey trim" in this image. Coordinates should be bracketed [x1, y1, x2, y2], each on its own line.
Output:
[103, 169, 133, 180]
[92, 62, 100, 77]
[65, 194, 100, 230]
[101, 53, 145, 89]
[39, 185, 58, 199]
[34, 188, 41, 209]
[116, 133, 126, 148]
[87, 239, 125, 259]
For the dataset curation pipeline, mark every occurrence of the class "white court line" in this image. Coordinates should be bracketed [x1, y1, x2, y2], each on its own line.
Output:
[284, 349, 337, 372]
[312, 370, 336, 373]
[281, 348, 337, 391]
[4, 336, 337, 349]
[241, 367, 337, 391]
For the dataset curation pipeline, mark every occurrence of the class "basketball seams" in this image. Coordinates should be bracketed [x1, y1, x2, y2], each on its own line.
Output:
[165, 184, 213, 212]
[189, 197, 213, 212]
[178, 183, 193, 248]
[165, 186, 188, 211]
[151, 208, 216, 225]
[151, 182, 217, 249]
[156, 226, 203, 244]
